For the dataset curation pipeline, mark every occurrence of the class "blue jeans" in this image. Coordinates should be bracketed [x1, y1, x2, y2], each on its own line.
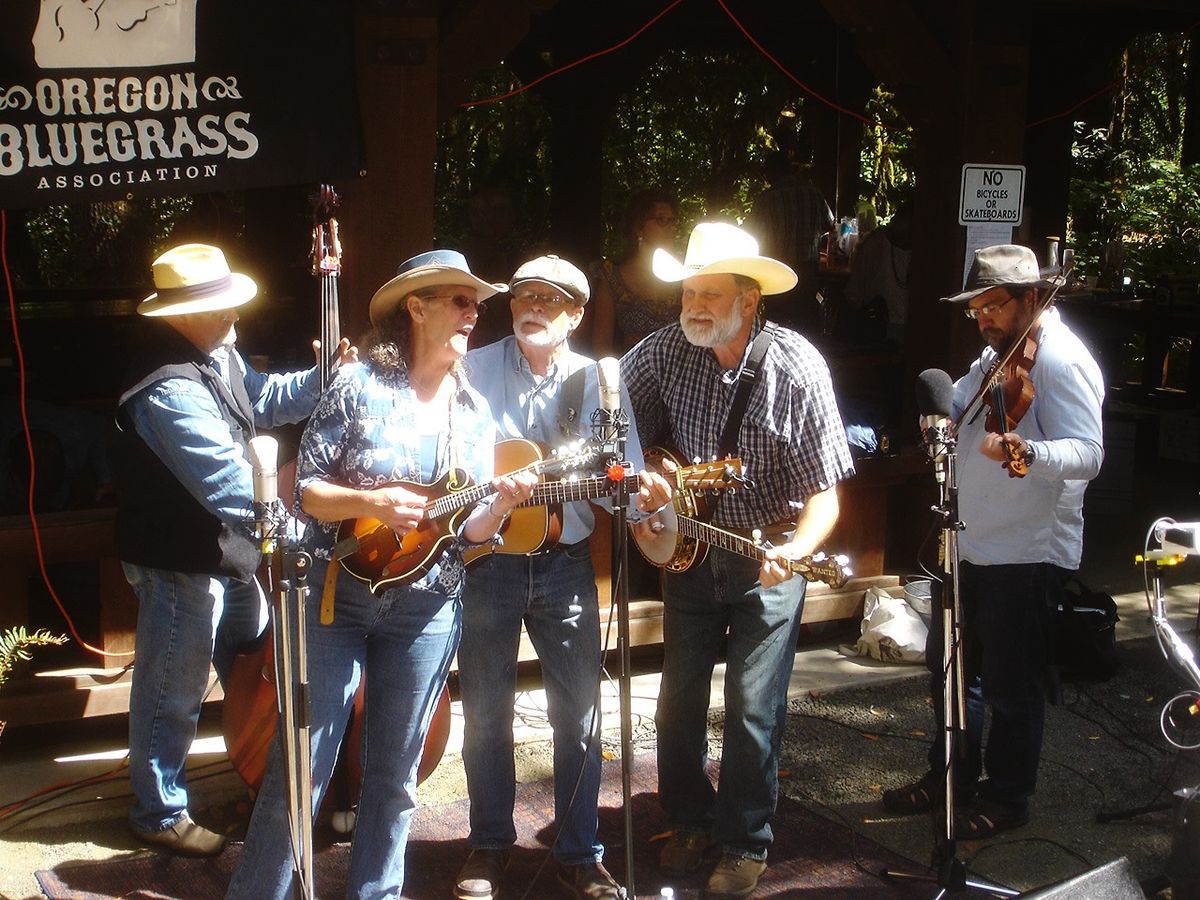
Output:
[227, 557, 460, 900]
[123, 562, 266, 833]
[655, 548, 806, 860]
[458, 541, 604, 865]
[924, 561, 1064, 812]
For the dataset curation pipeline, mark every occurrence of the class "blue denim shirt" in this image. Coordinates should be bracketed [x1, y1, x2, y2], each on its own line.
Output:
[295, 360, 497, 595]
[465, 335, 646, 545]
[123, 346, 321, 535]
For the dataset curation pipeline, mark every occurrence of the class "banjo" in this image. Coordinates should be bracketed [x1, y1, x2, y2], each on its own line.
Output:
[633, 447, 851, 588]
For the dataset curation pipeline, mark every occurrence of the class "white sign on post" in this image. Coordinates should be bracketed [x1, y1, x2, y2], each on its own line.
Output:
[959, 165, 1025, 226]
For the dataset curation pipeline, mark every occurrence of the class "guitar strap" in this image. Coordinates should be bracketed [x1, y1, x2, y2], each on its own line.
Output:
[557, 364, 590, 441]
[717, 322, 776, 459]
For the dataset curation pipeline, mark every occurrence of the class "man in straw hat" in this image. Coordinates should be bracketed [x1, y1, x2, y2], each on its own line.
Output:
[882, 244, 1104, 838]
[454, 255, 671, 900]
[621, 222, 855, 898]
[113, 242, 355, 856]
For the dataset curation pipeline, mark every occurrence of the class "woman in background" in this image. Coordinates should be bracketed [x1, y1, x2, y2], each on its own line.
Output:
[589, 187, 680, 354]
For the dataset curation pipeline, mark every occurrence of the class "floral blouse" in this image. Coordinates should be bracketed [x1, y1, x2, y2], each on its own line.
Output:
[295, 360, 497, 595]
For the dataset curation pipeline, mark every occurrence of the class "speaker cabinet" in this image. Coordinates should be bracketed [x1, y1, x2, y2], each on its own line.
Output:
[1022, 857, 1144, 899]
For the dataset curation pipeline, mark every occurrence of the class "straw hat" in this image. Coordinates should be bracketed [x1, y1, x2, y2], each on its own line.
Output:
[942, 244, 1064, 304]
[651, 222, 798, 295]
[138, 243, 257, 317]
[369, 250, 506, 326]
[510, 254, 590, 305]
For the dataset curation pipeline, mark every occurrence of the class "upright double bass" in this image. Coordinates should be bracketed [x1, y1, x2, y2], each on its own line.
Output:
[221, 187, 451, 796]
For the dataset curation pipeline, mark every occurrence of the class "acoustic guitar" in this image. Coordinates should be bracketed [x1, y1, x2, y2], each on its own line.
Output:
[334, 439, 596, 594]
[462, 449, 746, 567]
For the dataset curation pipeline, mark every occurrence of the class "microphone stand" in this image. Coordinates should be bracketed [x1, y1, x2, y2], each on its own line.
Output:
[260, 502, 315, 900]
[882, 429, 1016, 898]
[595, 406, 635, 899]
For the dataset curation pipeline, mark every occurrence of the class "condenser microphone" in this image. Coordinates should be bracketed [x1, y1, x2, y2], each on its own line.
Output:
[593, 357, 628, 454]
[247, 435, 279, 549]
[916, 368, 954, 483]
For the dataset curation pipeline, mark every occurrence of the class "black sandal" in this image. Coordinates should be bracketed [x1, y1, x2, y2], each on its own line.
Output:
[955, 800, 1028, 839]
[881, 778, 935, 815]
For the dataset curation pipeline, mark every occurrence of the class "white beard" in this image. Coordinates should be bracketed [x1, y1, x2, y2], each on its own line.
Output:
[514, 311, 570, 349]
[680, 301, 742, 348]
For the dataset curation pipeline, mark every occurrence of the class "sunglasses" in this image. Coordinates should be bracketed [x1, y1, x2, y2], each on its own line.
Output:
[427, 293, 487, 313]
[645, 215, 678, 227]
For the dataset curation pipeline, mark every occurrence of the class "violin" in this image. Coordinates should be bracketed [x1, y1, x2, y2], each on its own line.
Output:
[955, 275, 1065, 480]
[982, 326, 1039, 478]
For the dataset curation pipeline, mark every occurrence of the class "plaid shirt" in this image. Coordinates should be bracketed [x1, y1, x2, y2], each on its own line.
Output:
[620, 321, 854, 529]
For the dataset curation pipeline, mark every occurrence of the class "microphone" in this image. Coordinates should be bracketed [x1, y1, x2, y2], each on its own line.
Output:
[916, 368, 954, 483]
[593, 357, 628, 455]
[247, 435, 279, 551]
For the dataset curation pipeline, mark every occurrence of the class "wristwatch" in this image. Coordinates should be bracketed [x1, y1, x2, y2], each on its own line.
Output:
[1022, 442, 1037, 467]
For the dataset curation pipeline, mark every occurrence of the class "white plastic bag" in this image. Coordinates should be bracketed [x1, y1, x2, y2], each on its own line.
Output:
[842, 586, 927, 664]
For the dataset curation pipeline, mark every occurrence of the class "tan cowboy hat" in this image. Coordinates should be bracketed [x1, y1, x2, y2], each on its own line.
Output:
[369, 249, 507, 326]
[651, 222, 798, 295]
[138, 243, 258, 317]
[942, 244, 1065, 304]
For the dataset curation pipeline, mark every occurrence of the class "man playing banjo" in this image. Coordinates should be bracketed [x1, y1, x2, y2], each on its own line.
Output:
[621, 222, 855, 899]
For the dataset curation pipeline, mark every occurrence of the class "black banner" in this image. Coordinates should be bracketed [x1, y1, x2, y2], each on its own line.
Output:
[0, 2, 364, 209]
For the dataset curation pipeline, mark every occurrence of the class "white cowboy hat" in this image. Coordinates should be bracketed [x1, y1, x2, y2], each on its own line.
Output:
[651, 222, 798, 295]
[942, 244, 1064, 304]
[369, 249, 507, 326]
[138, 243, 258, 317]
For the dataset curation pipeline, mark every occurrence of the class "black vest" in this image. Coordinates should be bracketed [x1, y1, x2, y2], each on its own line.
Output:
[113, 326, 260, 581]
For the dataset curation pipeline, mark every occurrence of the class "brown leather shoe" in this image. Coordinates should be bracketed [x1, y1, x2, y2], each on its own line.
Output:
[130, 814, 225, 857]
[454, 849, 509, 900]
[556, 861, 625, 899]
[659, 830, 713, 876]
[701, 854, 766, 899]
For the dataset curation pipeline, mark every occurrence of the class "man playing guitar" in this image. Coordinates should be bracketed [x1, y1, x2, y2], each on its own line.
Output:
[455, 255, 671, 900]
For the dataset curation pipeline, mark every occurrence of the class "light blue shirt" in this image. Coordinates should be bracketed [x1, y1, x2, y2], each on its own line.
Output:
[465, 335, 647, 546]
[124, 346, 320, 534]
[953, 307, 1104, 568]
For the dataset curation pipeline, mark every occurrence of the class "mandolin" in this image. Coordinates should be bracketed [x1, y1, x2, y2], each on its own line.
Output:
[333, 439, 597, 593]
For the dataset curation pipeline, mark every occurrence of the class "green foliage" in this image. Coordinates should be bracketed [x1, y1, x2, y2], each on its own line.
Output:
[434, 50, 818, 262]
[0, 626, 67, 691]
[22, 195, 199, 289]
[433, 68, 552, 278]
[859, 86, 914, 219]
[1067, 33, 1198, 286]
[600, 48, 806, 253]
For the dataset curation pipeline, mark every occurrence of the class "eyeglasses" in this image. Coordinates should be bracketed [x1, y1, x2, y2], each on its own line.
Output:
[426, 293, 487, 313]
[645, 215, 678, 227]
[512, 290, 576, 310]
[964, 295, 1015, 320]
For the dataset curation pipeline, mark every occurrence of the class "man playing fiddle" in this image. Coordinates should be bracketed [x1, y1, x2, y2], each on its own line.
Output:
[883, 244, 1104, 837]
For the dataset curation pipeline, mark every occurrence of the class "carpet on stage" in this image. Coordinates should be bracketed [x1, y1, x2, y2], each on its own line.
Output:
[36, 753, 941, 898]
